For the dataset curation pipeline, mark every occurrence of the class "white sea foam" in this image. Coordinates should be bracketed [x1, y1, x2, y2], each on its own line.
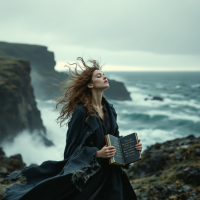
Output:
[175, 85, 181, 89]
[1, 130, 65, 166]
[119, 128, 180, 152]
[2, 101, 68, 166]
[118, 109, 200, 123]
[191, 84, 200, 88]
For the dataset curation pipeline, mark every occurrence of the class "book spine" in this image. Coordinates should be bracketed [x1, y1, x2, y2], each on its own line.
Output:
[118, 138, 125, 165]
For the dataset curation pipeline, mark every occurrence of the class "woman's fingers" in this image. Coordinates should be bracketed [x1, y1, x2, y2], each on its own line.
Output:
[135, 141, 142, 152]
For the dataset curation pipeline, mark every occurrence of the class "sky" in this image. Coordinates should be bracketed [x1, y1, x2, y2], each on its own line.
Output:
[0, 0, 200, 71]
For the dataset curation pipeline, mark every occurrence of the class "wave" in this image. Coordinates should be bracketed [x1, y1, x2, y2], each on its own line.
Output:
[118, 111, 200, 123]
[1, 130, 65, 166]
[191, 84, 200, 88]
[118, 128, 182, 152]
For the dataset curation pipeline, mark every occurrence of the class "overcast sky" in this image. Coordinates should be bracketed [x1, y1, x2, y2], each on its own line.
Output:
[0, 0, 200, 71]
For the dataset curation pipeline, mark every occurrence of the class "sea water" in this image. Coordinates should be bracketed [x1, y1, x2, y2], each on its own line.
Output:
[2, 72, 200, 165]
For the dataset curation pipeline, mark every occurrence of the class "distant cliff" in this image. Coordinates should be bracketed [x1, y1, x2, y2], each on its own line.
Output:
[0, 41, 131, 101]
[0, 41, 67, 100]
[104, 79, 132, 101]
[0, 56, 53, 146]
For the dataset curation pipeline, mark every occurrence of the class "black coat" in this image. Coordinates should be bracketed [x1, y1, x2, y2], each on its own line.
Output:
[2, 96, 137, 200]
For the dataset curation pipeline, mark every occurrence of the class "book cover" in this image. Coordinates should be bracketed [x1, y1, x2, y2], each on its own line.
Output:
[104, 133, 142, 166]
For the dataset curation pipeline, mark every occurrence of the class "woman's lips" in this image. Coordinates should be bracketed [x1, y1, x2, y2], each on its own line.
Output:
[104, 80, 108, 83]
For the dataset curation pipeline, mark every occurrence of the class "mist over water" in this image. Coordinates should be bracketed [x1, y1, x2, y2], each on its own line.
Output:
[2, 72, 200, 165]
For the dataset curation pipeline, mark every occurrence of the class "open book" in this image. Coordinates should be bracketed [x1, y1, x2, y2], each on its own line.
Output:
[104, 133, 142, 166]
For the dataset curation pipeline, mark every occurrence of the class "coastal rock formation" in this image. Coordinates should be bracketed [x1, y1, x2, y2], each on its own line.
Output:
[0, 41, 68, 100]
[0, 135, 200, 199]
[104, 79, 132, 101]
[0, 147, 26, 181]
[144, 95, 164, 101]
[0, 56, 53, 146]
[0, 41, 131, 101]
[127, 135, 200, 199]
[0, 147, 26, 198]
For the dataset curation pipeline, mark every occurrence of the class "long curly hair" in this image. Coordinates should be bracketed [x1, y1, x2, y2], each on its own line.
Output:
[55, 57, 106, 127]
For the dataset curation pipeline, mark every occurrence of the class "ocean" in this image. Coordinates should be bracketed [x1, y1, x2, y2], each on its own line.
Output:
[2, 72, 200, 165]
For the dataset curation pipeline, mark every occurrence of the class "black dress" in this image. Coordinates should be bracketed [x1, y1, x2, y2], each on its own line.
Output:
[63, 100, 134, 200]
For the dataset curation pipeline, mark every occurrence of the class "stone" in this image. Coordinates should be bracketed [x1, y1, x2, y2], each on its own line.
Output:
[181, 184, 191, 192]
[195, 147, 200, 156]
[131, 184, 140, 190]
[174, 151, 183, 161]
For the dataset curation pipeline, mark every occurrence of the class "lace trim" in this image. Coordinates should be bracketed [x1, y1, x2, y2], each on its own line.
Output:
[71, 150, 101, 192]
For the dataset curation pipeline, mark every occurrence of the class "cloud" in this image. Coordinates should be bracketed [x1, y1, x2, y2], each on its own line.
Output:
[0, 0, 200, 70]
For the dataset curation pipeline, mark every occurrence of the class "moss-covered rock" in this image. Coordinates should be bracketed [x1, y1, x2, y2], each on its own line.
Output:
[127, 135, 200, 199]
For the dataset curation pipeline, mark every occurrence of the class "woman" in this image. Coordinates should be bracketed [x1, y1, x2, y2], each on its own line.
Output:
[2, 57, 142, 200]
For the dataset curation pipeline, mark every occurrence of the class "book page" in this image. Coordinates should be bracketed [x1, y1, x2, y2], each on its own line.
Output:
[120, 133, 140, 164]
[108, 135, 124, 165]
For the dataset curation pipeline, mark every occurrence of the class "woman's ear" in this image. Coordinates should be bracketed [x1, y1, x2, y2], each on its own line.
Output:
[87, 83, 93, 89]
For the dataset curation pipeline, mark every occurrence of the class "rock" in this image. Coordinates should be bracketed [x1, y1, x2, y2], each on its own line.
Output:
[0, 56, 53, 146]
[144, 96, 164, 101]
[128, 135, 200, 180]
[181, 184, 192, 192]
[155, 171, 163, 177]
[0, 148, 5, 157]
[155, 183, 163, 190]
[152, 96, 164, 101]
[0, 147, 26, 180]
[104, 79, 132, 101]
[174, 151, 183, 161]
[177, 164, 200, 185]
[195, 147, 200, 156]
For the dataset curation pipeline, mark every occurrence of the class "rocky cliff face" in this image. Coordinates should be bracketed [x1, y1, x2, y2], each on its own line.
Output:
[127, 135, 200, 200]
[0, 41, 132, 101]
[104, 79, 132, 101]
[0, 41, 68, 100]
[0, 56, 53, 146]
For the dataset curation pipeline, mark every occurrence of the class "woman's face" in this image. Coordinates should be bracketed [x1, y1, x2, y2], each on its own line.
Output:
[88, 70, 109, 90]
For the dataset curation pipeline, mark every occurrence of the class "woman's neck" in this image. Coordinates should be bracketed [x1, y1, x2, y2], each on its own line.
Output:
[91, 94, 103, 109]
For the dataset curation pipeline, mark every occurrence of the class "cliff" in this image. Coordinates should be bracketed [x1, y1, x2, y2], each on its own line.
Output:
[0, 41, 131, 101]
[127, 135, 200, 200]
[104, 79, 132, 101]
[0, 56, 53, 146]
[0, 41, 68, 100]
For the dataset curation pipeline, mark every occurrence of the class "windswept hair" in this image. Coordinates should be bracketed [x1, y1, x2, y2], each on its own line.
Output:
[55, 57, 106, 127]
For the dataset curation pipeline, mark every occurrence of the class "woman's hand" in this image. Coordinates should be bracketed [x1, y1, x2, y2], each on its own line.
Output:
[96, 145, 116, 158]
[135, 139, 142, 152]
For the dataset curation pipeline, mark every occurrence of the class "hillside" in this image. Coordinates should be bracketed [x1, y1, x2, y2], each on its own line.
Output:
[127, 135, 200, 200]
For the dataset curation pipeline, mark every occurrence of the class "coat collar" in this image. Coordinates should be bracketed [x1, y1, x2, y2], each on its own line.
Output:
[85, 96, 117, 135]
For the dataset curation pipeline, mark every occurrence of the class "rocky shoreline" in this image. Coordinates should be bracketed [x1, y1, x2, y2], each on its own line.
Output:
[0, 135, 199, 199]
[127, 135, 200, 200]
